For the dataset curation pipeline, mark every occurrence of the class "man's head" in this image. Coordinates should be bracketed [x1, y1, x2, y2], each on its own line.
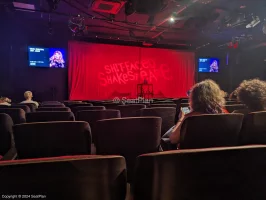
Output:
[24, 91, 33, 100]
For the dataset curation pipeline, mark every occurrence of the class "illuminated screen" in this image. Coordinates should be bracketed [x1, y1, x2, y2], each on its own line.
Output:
[198, 58, 219, 73]
[28, 46, 66, 68]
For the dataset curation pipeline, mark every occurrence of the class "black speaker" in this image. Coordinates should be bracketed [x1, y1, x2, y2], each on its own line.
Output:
[133, 0, 166, 15]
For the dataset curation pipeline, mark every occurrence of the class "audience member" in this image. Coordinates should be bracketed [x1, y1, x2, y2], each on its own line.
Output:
[229, 90, 238, 101]
[20, 91, 39, 107]
[169, 79, 228, 144]
[0, 97, 11, 106]
[222, 90, 228, 99]
[233, 79, 266, 115]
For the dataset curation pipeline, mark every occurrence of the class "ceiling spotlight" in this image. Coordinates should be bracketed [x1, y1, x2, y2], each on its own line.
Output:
[169, 17, 175, 22]
[246, 16, 260, 28]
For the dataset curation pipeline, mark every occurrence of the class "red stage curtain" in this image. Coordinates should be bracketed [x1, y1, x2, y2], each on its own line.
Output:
[68, 41, 195, 100]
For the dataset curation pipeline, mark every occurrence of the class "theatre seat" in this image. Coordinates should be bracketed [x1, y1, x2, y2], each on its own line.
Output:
[149, 103, 177, 108]
[36, 107, 71, 112]
[103, 103, 121, 109]
[13, 121, 91, 159]
[39, 104, 65, 108]
[63, 101, 82, 104]
[0, 114, 16, 160]
[0, 155, 127, 200]
[225, 101, 239, 105]
[26, 111, 75, 123]
[63, 101, 83, 107]
[68, 103, 93, 110]
[117, 104, 146, 117]
[0, 105, 9, 108]
[140, 108, 176, 136]
[19, 103, 37, 112]
[77, 110, 121, 142]
[239, 111, 266, 145]
[0, 108, 26, 124]
[95, 117, 161, 182]
[72, 106, 106, 117]
[225, 104, 246, 113]
[133, 145, 266, 200]
[41, 101, 62, 105]
[180, 114, 244, 149]
[152, 100, 174, 104]
[11, 105, 31, 113]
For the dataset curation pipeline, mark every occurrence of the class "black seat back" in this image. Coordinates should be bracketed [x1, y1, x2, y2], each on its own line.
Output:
[0, 155, 127, 200]
[134, 145, 266, 200]
[239, 111, 266, 145]
[0, 108, 26, 124]
[180, 114, 244, 149]
[0, 114, 13, 155]
[26, 111, 75, 123]
[13, 121, 91, 159]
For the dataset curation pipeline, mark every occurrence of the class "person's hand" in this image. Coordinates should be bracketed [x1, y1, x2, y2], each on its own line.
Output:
[178, 109, 185, 122]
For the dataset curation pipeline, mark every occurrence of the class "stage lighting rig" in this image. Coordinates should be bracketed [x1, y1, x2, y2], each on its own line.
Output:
[68, 15, 85, 36]
[246, 15, 260, 28]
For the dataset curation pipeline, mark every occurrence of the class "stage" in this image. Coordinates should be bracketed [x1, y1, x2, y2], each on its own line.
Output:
[68, 41, 195, 100]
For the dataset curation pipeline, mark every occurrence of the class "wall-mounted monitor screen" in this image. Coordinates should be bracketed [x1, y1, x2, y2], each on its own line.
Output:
[198, 58, 219, 73]
[28, 46, 66, 68]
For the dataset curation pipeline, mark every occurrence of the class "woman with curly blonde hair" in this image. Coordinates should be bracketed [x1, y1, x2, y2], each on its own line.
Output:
[170, 79, 228, 144]
[234, 79, 266, 114]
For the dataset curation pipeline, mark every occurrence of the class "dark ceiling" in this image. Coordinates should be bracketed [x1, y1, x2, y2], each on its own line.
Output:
[2, 0, 266, 49]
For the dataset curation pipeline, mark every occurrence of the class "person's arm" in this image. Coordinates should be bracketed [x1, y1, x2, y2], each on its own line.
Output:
[170, 111, 185, 144]
[169, 120, 183, 144]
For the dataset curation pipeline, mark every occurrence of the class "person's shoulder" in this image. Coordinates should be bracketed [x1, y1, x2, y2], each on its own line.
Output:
[31, 101, 39, 106]
[185, 111, 202, 117]
[222, 108, 229, 113]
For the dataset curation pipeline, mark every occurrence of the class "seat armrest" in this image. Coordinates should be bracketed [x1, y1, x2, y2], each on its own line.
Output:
[1, 148, 17, 161]
[161, 138, 177, 151]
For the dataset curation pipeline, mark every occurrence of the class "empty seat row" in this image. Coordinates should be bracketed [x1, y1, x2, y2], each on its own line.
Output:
[0, 114, 162, 181]
[0, 108, 122, 124]
[1, 145, 266, 200]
